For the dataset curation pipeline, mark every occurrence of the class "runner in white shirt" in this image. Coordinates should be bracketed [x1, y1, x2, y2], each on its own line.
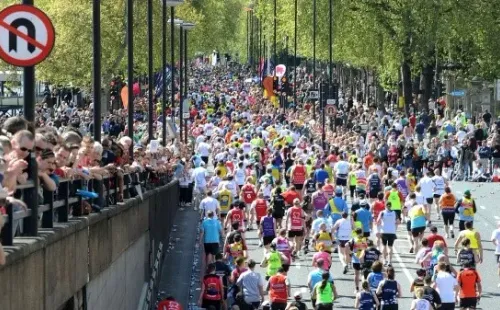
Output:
[491, 221, 500, 287]
[234, 162, 246, 186]
[199, 191, 220, 218]
[376, 202, 399, 266]
[334, 154, 350, 198]
[418, 171, 435, 224]
[431, 168, 447, 220]
[433, 263, 459, 309]
[332, 212, 352, 274]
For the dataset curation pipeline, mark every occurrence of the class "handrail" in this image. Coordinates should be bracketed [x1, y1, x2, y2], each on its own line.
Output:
[1, 171, 173, 246]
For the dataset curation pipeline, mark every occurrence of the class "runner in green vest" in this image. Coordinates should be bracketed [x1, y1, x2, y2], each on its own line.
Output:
[312, 272, 337, 307]
[260, 243, 288, 278]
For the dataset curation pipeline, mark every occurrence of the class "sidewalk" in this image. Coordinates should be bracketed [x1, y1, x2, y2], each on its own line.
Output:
[156, 205, 202, 309]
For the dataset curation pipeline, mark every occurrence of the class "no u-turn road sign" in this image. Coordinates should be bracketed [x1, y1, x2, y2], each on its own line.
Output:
[0, 4, 55, 67]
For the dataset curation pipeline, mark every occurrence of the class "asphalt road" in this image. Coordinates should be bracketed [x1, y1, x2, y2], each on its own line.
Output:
[243, 181, 500, 309]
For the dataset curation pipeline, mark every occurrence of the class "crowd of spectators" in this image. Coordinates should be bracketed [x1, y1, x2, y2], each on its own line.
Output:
[0, 95, 192, 265]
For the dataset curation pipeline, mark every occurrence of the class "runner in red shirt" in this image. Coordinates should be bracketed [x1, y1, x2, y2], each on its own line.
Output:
[282, 186, 300, 207]
[372, 192, 386, 249]
[426, 226, 448, 252]
[157, 297, 182, 310]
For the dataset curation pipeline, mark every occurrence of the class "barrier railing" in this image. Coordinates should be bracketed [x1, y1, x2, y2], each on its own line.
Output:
[1, 171, 173, 246]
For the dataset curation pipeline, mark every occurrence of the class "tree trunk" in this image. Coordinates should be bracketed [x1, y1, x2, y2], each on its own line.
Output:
[420, 64, 433, 112]
[401, 61, 412, 116]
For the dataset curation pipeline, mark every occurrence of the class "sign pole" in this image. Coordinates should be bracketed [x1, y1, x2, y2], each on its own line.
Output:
[21, 0, 39, 237]
[92, 0, 101, 142]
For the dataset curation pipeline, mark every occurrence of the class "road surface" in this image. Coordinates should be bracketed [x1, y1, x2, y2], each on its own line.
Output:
[240, 181, 500, 309]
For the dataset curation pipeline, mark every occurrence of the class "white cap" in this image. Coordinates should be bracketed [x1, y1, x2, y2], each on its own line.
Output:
[293, 291, 302, 299]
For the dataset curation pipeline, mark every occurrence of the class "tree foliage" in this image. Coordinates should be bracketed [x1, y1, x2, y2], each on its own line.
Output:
[0, 0, 247, 87]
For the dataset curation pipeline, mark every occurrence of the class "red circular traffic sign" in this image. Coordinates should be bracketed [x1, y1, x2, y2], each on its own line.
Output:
[0, 4, 55, 67]
[326, 105, 336, 116]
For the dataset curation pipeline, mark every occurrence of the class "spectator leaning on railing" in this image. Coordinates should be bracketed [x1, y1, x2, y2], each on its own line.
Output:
[0, 111, 183, 245]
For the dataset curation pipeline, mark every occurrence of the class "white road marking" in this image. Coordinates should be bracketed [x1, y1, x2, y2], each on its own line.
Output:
[392, 247, 414, 285]
[494, 216, 500, 220]
[456, 191, 462, 194]
[301, 287, 308, 293]
[480, 205, 486, 210]
[295, 261, 302, 269]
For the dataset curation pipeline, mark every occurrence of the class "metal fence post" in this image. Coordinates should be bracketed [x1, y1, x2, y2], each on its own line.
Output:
[41, 189, 54, 228]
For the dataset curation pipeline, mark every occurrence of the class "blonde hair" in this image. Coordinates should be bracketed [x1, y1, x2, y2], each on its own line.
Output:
[415, 287, 424, 299]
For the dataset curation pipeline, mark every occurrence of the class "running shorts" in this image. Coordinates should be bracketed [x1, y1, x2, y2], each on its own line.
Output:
[441, 212, 455, 225]
[288, 230, 304, 238]
[411, 226, 426, 237]
[381, 234, 397, 247]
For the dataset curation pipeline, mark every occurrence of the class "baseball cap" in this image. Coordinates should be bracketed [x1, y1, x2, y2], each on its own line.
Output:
[293, 291, 302, 299]
[335, 187, 343, 194]
[430, 226, 438, 233]
[464, 189, 471, 196]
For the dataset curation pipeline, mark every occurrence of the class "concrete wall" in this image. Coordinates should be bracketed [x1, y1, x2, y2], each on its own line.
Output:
[0, 182, 177, 310]
[86, 233, 148, 310]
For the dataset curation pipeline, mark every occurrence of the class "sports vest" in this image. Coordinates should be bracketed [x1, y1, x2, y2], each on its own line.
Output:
[316, 231, 333, 251]
[313, 192, 328, 211]
[315, 282, 334, 304]
[292, 165, 306, 184]
[328, 198, 341, 215]
[396, 178, 408, 198]
[275, 237, 291, 258]
[305, 179, 317, 194]
[463, 229, 479, 249]
[218, 190, 232, 213]
[229, 242, 244, 258]
[202, 274, 223, 301]
[269, 274, 288, 303]
[368, 174, 381, 192]
[241, 184, 257, 204]
[289, 206, 304, 231]
[261, 216, 275, 237]
[387, 190, 402, 210]
[254, 199, 268, 220]
[157, 300, 182, 310]
[266, 251, 282, 276]
[458, 198, 475, 221]
[230, 208, 244, 226]
[439, 193, 456, 212]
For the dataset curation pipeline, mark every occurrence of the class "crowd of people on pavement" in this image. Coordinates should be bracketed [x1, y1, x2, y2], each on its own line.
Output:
[165, 62, 500, 310]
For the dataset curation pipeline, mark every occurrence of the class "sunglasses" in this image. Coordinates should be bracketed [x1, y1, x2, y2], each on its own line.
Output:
[20, 147, 32, 152]
[35, 146, 46, 152]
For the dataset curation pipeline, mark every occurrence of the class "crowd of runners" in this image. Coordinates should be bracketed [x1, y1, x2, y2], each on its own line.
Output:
[162, 63, 500, 310]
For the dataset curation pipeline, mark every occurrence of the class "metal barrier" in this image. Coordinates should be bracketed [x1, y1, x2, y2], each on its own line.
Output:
[0, 171, 173, 246]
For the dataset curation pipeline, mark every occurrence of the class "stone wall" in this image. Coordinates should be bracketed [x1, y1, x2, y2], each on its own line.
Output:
[0, 182, 178, 310]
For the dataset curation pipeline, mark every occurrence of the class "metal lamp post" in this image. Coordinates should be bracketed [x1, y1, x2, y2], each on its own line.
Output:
[147, 0, 154, 141]
[312, 0, 317, 119]
[182, 22, 195, 144]
[168, 18, 184, 137]
[293, 0, 297, 112]
[127, 0, 134, 158]
[167, 0, 184, 129]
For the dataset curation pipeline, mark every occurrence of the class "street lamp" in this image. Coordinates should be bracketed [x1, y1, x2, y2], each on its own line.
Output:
[147, 0, 153, 141]
[162, 2, 183, 146]
[127, 0, 134, 158]
[169, 19, 183, 138]
[167, 0, 184, 130]
[168, 18, 183, 139]
[182, 22, 195, 143]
